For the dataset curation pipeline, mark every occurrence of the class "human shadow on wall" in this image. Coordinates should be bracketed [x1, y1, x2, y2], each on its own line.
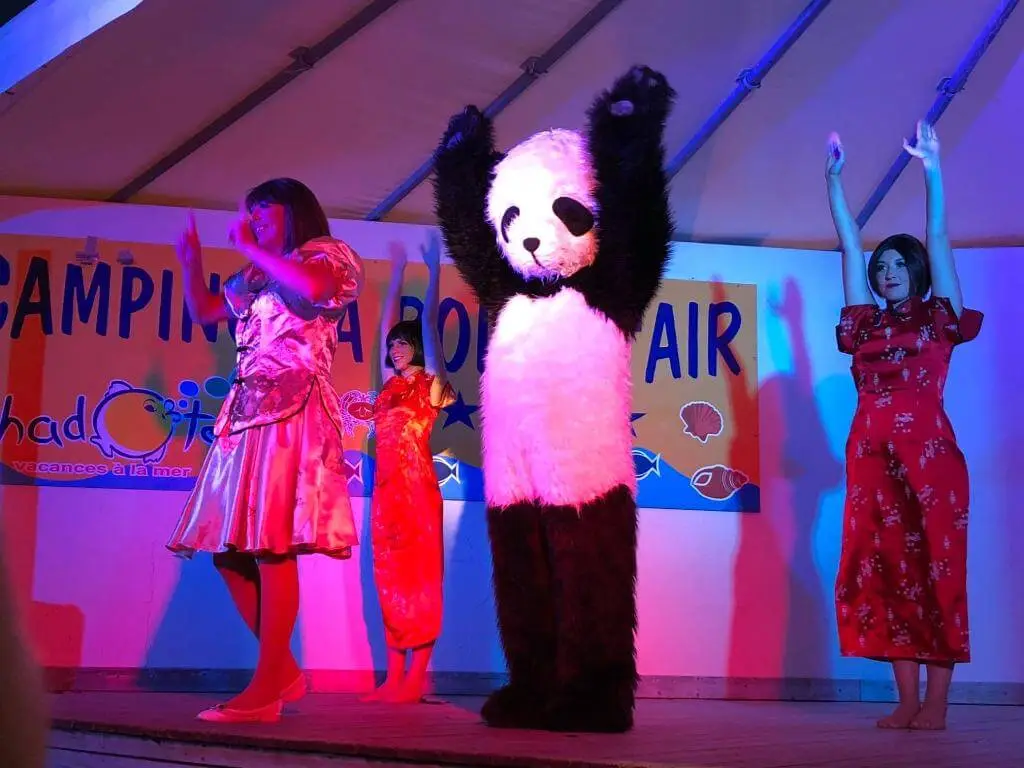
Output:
[358, 493, 386, 682]
[141, 320, 305, 691]
[972, 264, 1023, 684]
[430, 499, 501, 694]
[0, 255, 85, 688]
[725, 278, 841, 695]
[0, 486, 85, 691]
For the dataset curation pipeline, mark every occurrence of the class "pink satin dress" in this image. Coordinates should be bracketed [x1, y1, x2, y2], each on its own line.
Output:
[167, 237, 364, 560]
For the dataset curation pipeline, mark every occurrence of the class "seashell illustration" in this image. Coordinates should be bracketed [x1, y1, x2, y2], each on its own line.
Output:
[690, 463, 748, 501]
[679, 400, 724, 443]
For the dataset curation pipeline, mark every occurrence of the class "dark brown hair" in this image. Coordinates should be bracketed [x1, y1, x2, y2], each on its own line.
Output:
[867, 233, 931, 299]
[244, 177, 330, 254]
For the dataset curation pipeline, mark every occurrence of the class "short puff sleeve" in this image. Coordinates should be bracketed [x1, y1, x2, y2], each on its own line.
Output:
[835, 304, 878, 355]
[297, 236, 365, 320]
[928, 296, 982, 346]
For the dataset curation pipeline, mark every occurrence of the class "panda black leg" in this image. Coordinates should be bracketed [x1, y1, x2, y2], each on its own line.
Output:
[541, 485, 639, 733]
[481, 501, 556, 729]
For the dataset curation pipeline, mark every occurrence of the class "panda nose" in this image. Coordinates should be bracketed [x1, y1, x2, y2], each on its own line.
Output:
[523, 237, 540, 253]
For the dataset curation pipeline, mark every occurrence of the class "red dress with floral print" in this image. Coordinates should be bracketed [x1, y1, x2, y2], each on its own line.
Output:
[835, 296, 982, 663]
[371, 370, 453, 650]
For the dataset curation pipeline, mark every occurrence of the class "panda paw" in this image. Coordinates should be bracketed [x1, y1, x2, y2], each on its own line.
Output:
[440, 105, 487, 152]
[604, 65, 674, 121]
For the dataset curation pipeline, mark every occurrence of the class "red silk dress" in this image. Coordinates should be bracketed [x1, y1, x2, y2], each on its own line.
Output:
[371, 370, 453, 650]
[835, 296, 982, 663]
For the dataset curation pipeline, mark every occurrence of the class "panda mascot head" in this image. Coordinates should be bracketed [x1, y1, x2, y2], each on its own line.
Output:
[485, 129, 597, 283]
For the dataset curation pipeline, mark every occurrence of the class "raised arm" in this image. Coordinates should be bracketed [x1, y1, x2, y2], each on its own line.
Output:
[904, 120, 962, 315]
[433, 105, 523, 314]
[379, 243, 406, 385]
[826, 134, 873, 307]
[229, 216, 339, 305]
[578, 65, 676, 336]
[177, 212, 230, 326]
[419, 235, 455, 408]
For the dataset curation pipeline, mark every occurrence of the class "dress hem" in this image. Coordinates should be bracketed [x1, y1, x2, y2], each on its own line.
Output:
[384, 634, 441, 651]
[839, 649, 970, 664]
[167, 543, 353, 561]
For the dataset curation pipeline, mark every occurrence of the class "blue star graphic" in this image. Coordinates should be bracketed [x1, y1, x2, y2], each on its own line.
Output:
[442, 391, 479, 430]
[630, 412, 645, 437]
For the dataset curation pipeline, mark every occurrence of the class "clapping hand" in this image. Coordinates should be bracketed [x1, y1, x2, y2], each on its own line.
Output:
[768, 278, 803, 325]
[826, 132, 845, 176]
[420, 233, 442, 276]
[387, 241, 408, 275]
[175, 211, 203, 271]
[228, 212, 258, 254]
[903, 120, 939, 168]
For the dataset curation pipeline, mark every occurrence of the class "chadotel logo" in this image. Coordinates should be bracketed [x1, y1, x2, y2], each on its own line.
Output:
[0, 377, 232, 463]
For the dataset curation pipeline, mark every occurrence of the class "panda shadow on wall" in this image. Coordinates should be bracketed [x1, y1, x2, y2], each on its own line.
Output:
[433, 65, 676, 733]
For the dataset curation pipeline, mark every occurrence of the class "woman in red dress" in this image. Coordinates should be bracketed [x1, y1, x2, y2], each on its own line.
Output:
[363, 241, 455, 703]
[826, 121, 982, 731]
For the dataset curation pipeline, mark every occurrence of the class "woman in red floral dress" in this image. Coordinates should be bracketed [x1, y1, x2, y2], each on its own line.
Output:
[826, 121, 982, 731]
[363, 241, 455, 704]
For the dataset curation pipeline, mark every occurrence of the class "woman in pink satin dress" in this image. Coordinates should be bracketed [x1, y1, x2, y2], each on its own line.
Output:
[166, 178, 365, 723]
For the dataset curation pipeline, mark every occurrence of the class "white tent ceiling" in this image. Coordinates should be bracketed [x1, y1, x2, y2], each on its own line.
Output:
[1, 0, 1021, 250]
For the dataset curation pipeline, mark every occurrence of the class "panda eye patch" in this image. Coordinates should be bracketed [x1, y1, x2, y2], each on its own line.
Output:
[552, 197, 594, 237]
[500, 206, 520, 243]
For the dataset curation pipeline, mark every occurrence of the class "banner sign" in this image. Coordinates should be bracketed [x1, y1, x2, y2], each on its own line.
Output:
[0, 233, 760, 511]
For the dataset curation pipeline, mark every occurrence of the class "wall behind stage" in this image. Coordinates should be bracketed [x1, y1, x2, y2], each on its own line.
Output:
[0, 197, 1021, 695]
[0, 233, 760, 513]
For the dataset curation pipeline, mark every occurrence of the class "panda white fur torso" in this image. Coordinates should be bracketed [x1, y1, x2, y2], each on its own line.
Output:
[481, 287, 636, 509]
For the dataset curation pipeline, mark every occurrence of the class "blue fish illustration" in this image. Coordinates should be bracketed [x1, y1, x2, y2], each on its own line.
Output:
[433, 454, 461, 487]
[342, 456, 363, 486]
[632, 448, 661, 481]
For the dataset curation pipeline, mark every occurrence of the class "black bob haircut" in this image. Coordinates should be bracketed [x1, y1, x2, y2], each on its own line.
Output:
[244, 177, 331, 254]
[384, 320, 426, 369]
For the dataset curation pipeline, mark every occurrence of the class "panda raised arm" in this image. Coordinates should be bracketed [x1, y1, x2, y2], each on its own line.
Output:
[433, 66, 675, 340]
[570, 65, 677, 338]
[433, 106, 527, 318]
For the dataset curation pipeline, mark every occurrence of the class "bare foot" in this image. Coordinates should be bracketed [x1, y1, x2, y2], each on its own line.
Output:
[360, 681, 401, 702]
[877, 702, 920, 729]
[909, 702, 947, 731]
[386, 681, 425, 704]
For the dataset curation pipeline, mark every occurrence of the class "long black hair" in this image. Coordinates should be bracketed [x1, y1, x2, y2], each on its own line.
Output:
[867, 233, 931, 299]
[244, 177, 330, 253]
[384, 319, 425, 369]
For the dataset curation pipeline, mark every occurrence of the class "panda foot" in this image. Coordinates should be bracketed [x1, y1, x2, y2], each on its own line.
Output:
[542, 690, 635, 733]
[605, 65, 674, 120]
[480, 684, 550, 730]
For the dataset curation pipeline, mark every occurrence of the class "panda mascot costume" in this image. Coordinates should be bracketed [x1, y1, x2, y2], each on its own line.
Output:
[433, 65, 675, 733]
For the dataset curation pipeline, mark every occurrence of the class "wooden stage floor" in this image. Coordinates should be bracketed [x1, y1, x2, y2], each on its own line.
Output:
[47, 692, 1023, 768]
